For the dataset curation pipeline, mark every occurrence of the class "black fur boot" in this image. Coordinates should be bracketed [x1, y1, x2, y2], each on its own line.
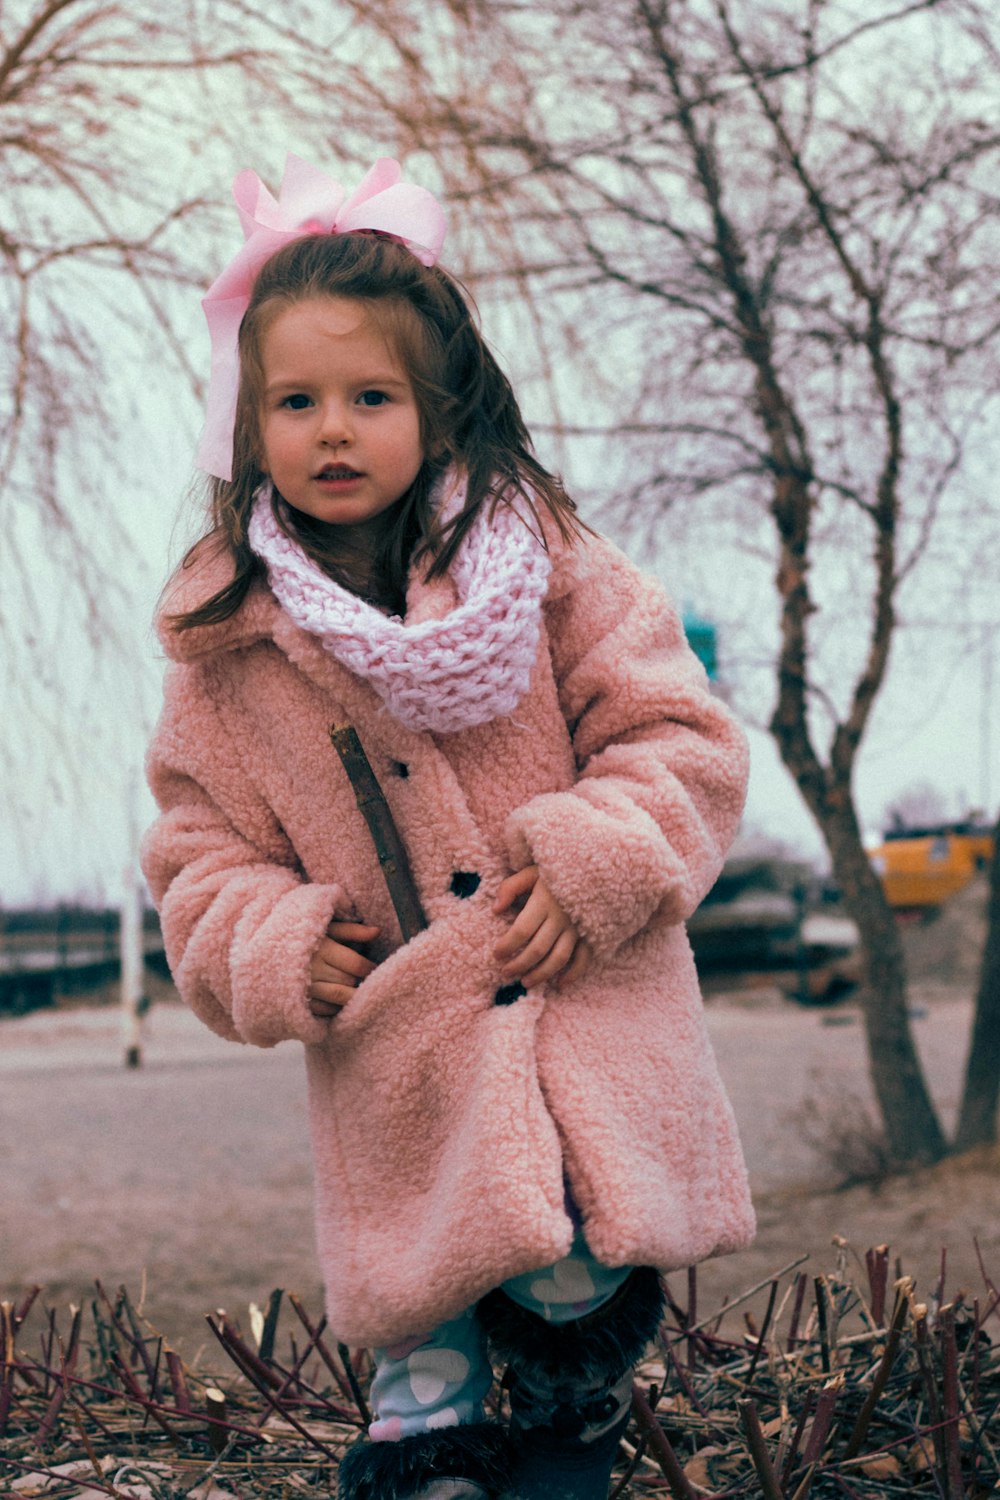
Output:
[338, 1422, 512, 1500]
[477, 1268, 664, 1500]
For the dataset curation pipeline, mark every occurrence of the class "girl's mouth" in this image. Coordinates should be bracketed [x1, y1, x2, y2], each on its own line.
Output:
[315, 465, 363, 481]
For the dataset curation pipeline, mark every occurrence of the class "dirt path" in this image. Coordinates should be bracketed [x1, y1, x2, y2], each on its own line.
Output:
[2, 982, 997, 1361]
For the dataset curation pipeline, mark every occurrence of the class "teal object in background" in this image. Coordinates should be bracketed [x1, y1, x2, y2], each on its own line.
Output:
[682, 609, 717, 679]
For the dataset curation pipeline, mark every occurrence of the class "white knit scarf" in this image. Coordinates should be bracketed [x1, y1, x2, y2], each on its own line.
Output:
[247, 476, 552, 734]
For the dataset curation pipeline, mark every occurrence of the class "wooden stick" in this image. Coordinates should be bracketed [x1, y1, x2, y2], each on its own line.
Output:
[787, 1462, 817, 1500]
[746, 1278, 779, 1386]
[330, 726, 428, 941]
[109, 1347, 177, 1439]
[799, 1376, 841, 1469]
[337, 1341, 373, 1428]
[630, 1384, 698, 1500]
[204, 1385, 229, 1454]
[13, 1286, 41, 1331]
[117, 1284, 159, 1390]
[842, 1275, 912, 1459]
[685, 1255, 809, 1336]
[0, 1451, 120, 1500]
[71, 1411, 107, 1489]
[214, 1311, 285, 1391]
[14, 1356, 269, 1443]
[912, 1302, 947, 1486]
[205, 1315, 340, 1459]
[938, 1305, 964, 1500]
[934, 1249, 948, 1313]
[0, 1301, 14, 1438]
[957, 1373, 1000, 1476]
[252, 1331, 358, 1427]
[35, 1303, 83, 1447]
[258, 1287, 283, 1363]
[786, 1272, 808, 1352]
[287, 1293, 356, 1407]
[864, 1245, 889, 1327]
[164, 1346, 192, 1414]
[664, 1341, 720, 1435]
[780, 1389, 814, 1488]
[814, 1277, 831, 1375]
[737, 1397, 786, 1500]
[609, 1430, 648, 1500]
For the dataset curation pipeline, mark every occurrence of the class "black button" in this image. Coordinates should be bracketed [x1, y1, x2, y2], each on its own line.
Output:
[449, 871, 481, 899]
[493, 981, 526, 1007]
[393, 761, 409, 778]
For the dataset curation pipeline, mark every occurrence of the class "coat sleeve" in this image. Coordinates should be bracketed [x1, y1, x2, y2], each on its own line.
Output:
[504, 534, 749, 960]
[140, 662, 350, 1048]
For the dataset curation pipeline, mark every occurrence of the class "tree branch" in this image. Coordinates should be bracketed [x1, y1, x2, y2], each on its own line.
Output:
[0, 0, 84, 101]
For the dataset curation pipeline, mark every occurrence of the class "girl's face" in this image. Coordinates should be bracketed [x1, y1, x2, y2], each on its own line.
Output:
[257, 296, 424, 534]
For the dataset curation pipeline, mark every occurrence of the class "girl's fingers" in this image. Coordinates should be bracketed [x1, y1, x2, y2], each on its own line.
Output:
[494, 868, 588, 986]
[308, 981, 355, 1013]
[520, 929, 579, 988]
[313, 963, 362, 988]
[309, 920, 380, 1016]
[313, 972, 364, 996]
[500, 914, 562, 977]
[553, 939, 593, 990]
[327, 921, 380, 942]
[494, 884, 552, 961]
[309, 1000, 343, 1017]
[315, 938, 377, 981]
[493, 865, 538, 915]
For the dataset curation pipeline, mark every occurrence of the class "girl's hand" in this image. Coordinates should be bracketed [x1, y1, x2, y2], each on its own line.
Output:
[308, 920, 380, 1016]
[493, 866, 592, 989]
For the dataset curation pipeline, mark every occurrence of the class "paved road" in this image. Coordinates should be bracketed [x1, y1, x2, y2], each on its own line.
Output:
[0, 987, 977, 1358]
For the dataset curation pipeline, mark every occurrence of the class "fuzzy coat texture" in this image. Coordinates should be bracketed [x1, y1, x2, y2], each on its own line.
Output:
[141, 520, 755, 1347]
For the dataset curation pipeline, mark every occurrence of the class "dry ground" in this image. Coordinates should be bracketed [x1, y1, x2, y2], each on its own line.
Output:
[2, 945, 997, 1361]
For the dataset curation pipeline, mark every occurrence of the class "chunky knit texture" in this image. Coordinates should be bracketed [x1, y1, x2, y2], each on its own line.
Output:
[247, 476, 551, 734]
[143, 525, 755, 1347]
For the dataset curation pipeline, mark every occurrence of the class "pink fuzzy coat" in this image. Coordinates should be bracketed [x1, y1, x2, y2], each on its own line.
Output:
[142, 526, 755, 1346]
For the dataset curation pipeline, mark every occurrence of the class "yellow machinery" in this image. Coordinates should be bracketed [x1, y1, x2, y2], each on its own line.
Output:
[869, 822, 994, 909]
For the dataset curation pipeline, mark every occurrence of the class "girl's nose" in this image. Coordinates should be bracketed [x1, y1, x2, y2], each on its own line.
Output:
[318, 401, 352, 446]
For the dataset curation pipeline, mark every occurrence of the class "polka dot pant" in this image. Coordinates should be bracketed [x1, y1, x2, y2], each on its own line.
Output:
[369, 1232, 632, 1441]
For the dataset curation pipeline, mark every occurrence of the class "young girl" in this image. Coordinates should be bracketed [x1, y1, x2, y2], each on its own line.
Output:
[142, 155, 755, 1500]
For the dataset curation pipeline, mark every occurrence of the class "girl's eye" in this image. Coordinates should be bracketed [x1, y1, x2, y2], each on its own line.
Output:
[358, 390, 388, 407]
[281, 393, 312, 410]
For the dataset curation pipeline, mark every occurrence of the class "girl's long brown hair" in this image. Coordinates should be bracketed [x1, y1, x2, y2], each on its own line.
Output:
[170, 232, 586, 628]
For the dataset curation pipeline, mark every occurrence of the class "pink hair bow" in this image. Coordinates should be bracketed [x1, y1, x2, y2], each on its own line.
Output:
[196, 155, 447, 480]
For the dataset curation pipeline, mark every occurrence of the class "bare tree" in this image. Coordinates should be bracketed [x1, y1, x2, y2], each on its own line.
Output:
[368, 0, 1000, 1163]
[0, 0, 457, 895]
[1, 1, 408, 634]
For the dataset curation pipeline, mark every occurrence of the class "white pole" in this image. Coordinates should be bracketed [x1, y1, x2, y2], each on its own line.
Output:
[120, 776, 146, 1068]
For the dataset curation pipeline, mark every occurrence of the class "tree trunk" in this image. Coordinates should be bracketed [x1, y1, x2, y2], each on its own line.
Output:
[808, 803, 948, 1166]
[953, 816, 1000, 1150]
